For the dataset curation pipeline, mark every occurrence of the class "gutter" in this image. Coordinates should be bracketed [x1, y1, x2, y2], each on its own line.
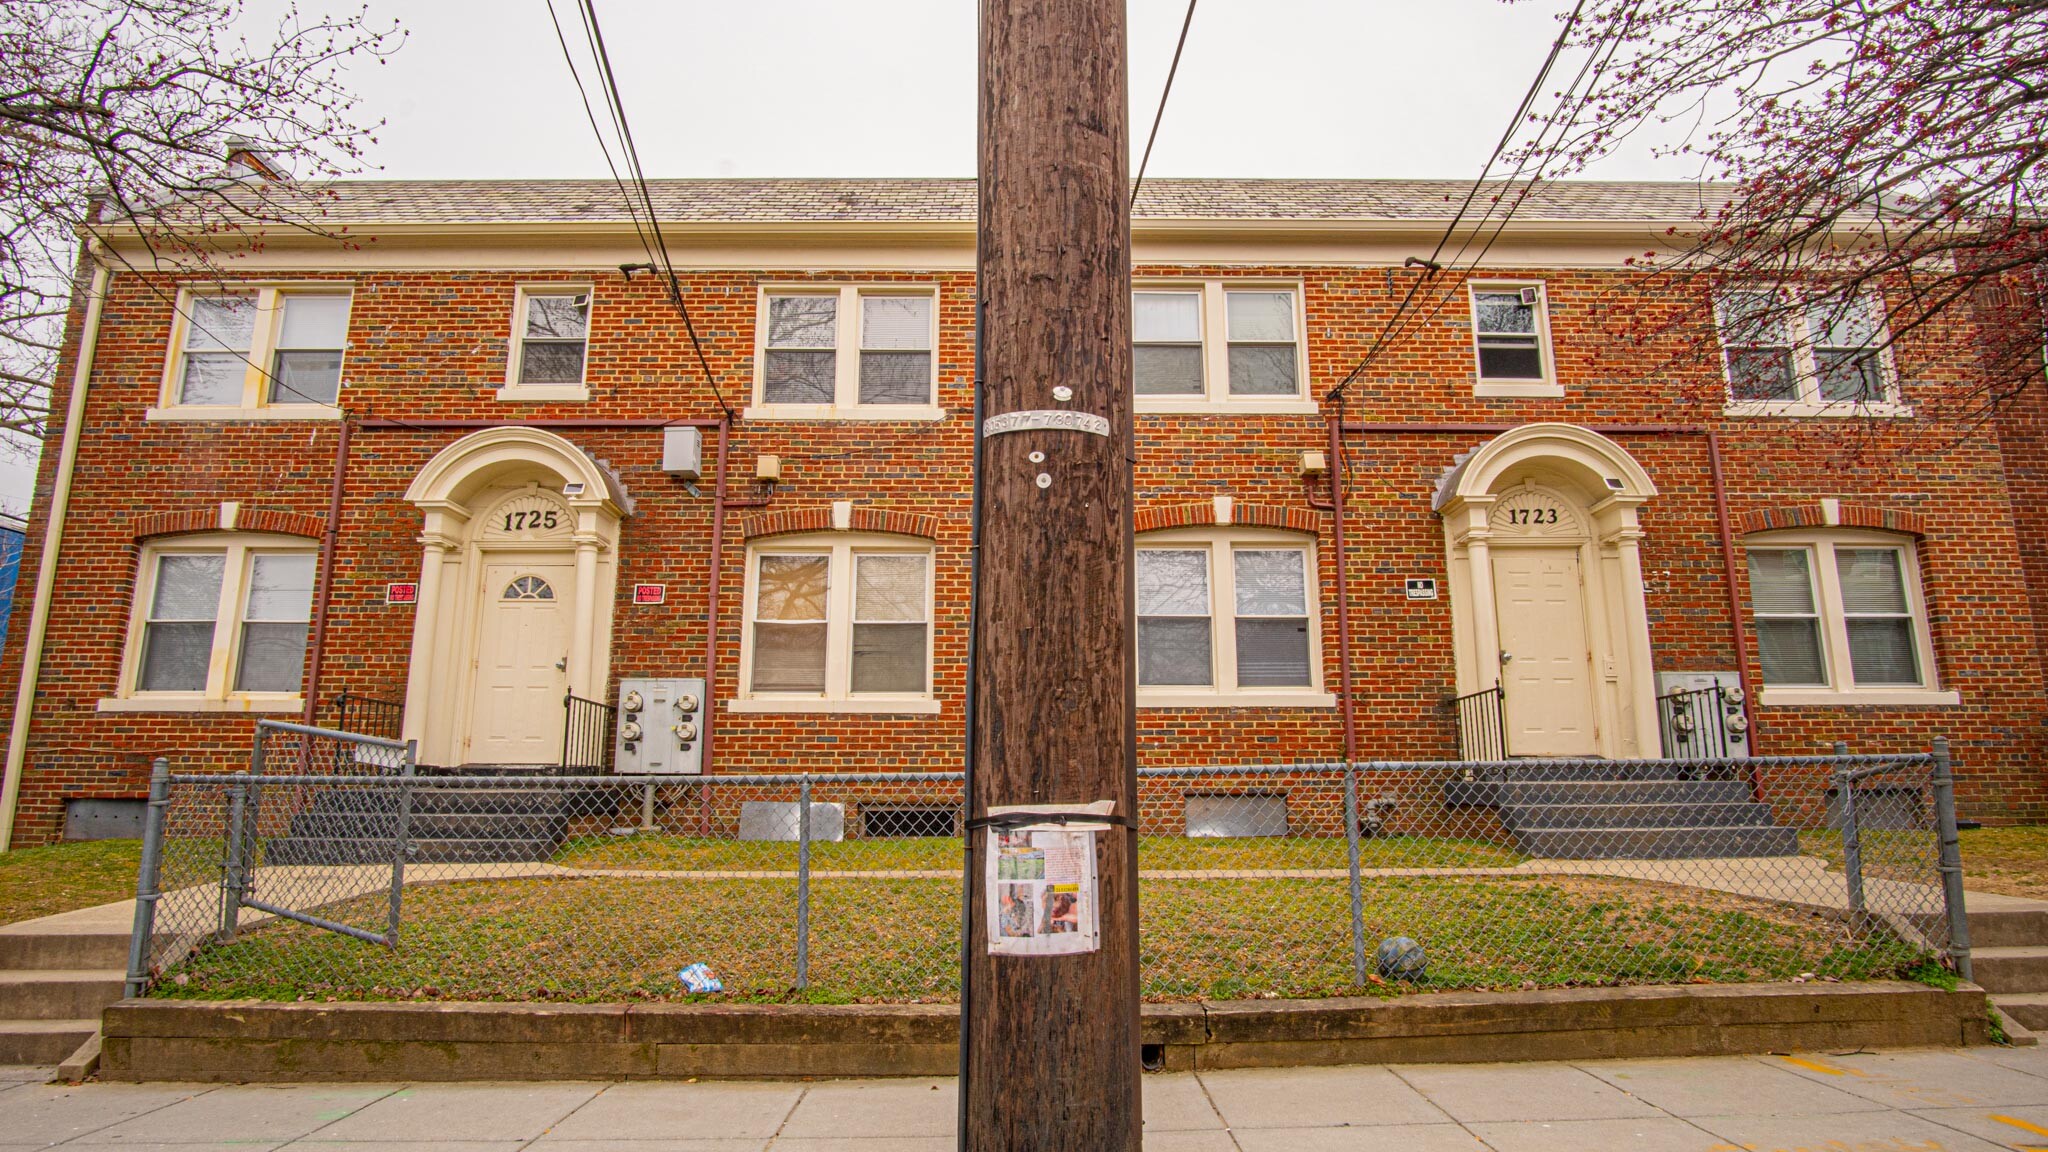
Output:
[0, 264, 111, 851]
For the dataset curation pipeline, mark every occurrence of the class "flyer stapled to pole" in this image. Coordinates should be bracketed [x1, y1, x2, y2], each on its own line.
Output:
[985, 799, 1111, 957]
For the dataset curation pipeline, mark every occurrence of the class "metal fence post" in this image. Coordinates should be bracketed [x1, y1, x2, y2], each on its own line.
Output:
[1931, 736, 1973, 981]
[1343, 761, 1367, 985]
[124, 758, 171, 999]
[1833, 741, 1867, 932]
[796, 776, 812, 990]
[386, 740, 416, 947]
[218, 778, 247, 943]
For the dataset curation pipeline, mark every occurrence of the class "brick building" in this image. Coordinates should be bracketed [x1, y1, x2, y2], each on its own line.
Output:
[0, 177, 2041, 847]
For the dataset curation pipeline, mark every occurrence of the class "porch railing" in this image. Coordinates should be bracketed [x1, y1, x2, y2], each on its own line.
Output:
[328, 691, 404, 742]
[561, 693, 617, 773]
[1448, 685, 1508, 761]
[1658, 684, 1732, 760]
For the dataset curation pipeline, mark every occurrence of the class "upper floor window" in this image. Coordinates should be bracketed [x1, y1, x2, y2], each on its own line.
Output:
[735, 533, 938, 713]
[1133, 282, 1310, 413]
[106, 533, 316, 710]
[1745, 530, 1952, 705]
[1716, 291, 1901, 414]
[503, 287, 592, 400]
[1469, 283, 1558, 396]
[160, 288, 350, 418]
[1134, 529, 1333, 708]
[750, 286, 939, 420]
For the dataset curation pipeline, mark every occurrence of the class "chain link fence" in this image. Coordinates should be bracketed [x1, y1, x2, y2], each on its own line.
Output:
[126, 723, 1969, 1005]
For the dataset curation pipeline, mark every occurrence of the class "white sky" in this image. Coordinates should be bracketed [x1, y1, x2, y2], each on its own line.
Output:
[4, 0, 1705, 516]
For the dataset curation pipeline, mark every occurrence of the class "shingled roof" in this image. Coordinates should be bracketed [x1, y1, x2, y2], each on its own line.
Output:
[280, 177, 1740, 226]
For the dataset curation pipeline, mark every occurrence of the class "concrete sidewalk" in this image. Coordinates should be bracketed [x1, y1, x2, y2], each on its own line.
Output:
[0, 1045, 2042, 1151]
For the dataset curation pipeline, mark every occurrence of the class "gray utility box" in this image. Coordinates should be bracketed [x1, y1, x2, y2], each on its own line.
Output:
[614, 677, 707, 775]
[1654, 670, 1750, 754]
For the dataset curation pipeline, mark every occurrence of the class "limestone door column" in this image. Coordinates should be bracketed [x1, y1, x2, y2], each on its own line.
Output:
[403, 534, 456, 750]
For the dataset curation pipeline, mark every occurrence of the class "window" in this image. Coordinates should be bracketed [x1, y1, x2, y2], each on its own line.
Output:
[737, 534, 937, 712]
[1745, 531, 1952, 704]
[1135, 530, 1332, 707]
[751, 286, 938, 418]
[111, 535, 316, 709]
[1468, 284, 1555, 393]
[504, 287, 591, 398]
[1132, 282, 1308, 411]
[160, 287, 351, 417]
[1716, 291, 1900, 412]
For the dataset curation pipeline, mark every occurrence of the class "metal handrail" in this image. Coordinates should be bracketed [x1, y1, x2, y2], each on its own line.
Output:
[1447, 685, 1508, 762]
[561, 693, 618, 773]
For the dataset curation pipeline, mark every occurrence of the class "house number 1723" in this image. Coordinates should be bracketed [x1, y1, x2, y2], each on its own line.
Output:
[504, 510, 561, 531]
[1504, 507, 1560, 526]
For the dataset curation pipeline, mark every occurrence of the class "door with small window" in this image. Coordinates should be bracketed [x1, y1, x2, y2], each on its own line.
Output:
[469, 563, 574, 765]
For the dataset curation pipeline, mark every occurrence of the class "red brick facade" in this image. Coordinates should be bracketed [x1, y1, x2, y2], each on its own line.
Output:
[1, 180, 2043, 845]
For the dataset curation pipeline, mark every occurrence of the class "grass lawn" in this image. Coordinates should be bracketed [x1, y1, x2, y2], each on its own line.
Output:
[0, 839, 142, 926]
[1800, 824, 2048, 899]
[156, 872, 1920, 1004]
[549, 834, 1525, 872]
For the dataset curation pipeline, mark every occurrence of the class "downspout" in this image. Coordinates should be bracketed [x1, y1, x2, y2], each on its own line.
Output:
[1327, 417, 1357, 765]
[1705, 431, 1759, 747]
[0, 264, 110, 851]
[700, 418, 732, 770]
[301, 417, 354, 725]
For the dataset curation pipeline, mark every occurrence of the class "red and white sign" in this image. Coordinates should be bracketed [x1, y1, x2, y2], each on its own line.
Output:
[633, 583, 666, 605]
[386, 582, 418, 604]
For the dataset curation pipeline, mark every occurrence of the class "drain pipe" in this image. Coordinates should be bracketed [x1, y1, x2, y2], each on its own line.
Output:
[701, 418, 732, 771]
[0, 264, 110, 851]
[1327, 417, 1357, 765]
[301, 416, 354, 725]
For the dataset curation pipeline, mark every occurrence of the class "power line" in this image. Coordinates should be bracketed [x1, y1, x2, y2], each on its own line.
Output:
[1131, 0, 1198, 210]
[1325, 0, 1588, 404]
[559, 0, 738, 421]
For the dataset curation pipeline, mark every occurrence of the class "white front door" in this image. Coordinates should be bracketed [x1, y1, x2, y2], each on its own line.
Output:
[1492, 546, 1598, 756]
[468, 561, 574, 765]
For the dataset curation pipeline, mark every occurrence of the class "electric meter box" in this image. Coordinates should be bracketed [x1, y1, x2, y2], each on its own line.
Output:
[615, 677, 706, 775]
[1653, 670, 1750, 753]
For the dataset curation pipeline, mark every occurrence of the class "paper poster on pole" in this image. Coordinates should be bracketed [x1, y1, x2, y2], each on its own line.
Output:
[985, 800, 1110, 957]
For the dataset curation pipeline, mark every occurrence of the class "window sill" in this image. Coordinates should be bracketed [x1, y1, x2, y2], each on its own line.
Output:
[96, 695, 306, 714]
[725, 696, 943, 715]
[1138, 690, 1337, 710]
[495, 384, 590, 402]
[1474, 380, 1564, 399]
[1758, 688, 1961, 708]
[144, 406, 341, 423]
[1723, 400, 1914, 419]
[1134, 399, 1321, 416]
[742, 405, 945, 423]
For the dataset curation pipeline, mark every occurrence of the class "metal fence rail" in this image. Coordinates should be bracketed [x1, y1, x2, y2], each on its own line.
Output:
[127, 739, 1967, 1005]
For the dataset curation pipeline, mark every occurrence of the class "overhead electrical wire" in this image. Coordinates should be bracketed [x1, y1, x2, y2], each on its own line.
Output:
[1325, 0, 1590, 404]
[552, 0, 737, 421]
[1131, 0, 1199, 211]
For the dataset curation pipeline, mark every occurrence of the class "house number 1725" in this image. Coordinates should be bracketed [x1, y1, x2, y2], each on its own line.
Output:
[504, 510, 561, 531]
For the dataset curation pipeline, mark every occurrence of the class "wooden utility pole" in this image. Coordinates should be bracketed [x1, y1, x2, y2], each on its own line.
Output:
[964, 0, 1139, 1148]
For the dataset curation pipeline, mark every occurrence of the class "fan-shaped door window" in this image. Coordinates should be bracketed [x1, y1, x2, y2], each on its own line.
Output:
[503, 575, 555, 601]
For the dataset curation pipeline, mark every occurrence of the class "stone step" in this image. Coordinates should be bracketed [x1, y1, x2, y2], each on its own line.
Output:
[1501, 801, 1781, 830]
[265, 836, 562, 865]
[1972, 945, 2048, 994]
[1969, 908, 2048, 949]
[1445, 780, 1756, 808]
[1997, 992, 2048, 1031]
[0, 971, 126, 1021]
[0, 1020, 97, 1066]
[0, 931, 131, 972]
[1511, 824, 1799, 860]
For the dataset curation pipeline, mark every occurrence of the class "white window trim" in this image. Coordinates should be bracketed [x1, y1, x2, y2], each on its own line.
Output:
[1134, 280, 1316, 414]
[1716, 291, 1912, 418]
[499, 285, 594, 401]
[1747, 529, 1957, 707]
[732, 531, 940, 713]
[158, 284, 349, 419]
[746, 285, 943, 421]
[1468, 281, 1564, 398]
[99, 531, 315, 713]
[1136, 527, 1335, 709]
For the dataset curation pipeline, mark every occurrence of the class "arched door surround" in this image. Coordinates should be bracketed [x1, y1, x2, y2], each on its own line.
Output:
[400, 427, 627, 766]
[1434, 424, 1660, 759]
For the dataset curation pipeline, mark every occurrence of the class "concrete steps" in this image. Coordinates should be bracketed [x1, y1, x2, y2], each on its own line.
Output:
[262, 776, 610, 866]
[1964, 905, 2048, 1043]
[266, 835, 563, 865]
[1446, 764, 1797, 860]
[1511, 824, 1799, 860]
[0, 915, 137, 1075]
[0, 1019, 100, 1065]
[1973, 945, 2048, 994]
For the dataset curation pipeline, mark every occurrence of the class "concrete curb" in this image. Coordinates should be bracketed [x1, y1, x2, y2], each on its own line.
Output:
[98, 981, 1990, 1082]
